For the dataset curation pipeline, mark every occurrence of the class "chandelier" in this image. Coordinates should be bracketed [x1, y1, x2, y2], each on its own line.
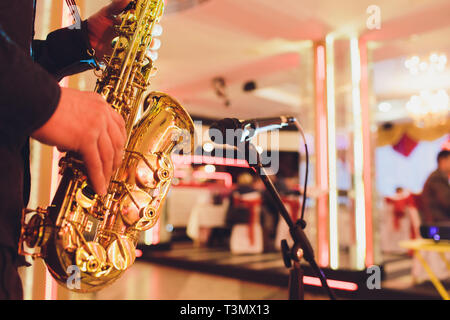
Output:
[404, 52, 449, 127]
[406, 89, 449, 127]
[404, 53, 447, 75]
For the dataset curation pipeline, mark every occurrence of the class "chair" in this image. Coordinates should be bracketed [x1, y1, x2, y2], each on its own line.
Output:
[229, 191, 264, 254]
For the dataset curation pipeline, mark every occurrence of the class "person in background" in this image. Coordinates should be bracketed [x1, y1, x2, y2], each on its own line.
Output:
[260, 175, 299, 252]
[225, 173, 258, 227]
[385, 186, 421, 241]
[421, 150, 450, 224]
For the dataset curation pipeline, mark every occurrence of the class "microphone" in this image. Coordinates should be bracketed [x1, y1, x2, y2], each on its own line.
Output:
[209, 116, 295, 144]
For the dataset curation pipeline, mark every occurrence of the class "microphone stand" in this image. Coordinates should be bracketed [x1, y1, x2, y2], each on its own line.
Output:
[239, 141, 336, 300]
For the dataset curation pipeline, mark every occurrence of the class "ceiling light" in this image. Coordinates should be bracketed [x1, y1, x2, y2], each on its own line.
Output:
[405, 53, 447, 75]
[406, 89, 449, 127]
[377, 102, 392, 113]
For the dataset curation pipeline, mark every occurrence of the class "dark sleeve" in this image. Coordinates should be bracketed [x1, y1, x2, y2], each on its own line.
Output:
[0, 27, 61, 145]
[32, 20, 98, 81]
[432, 175, 450, 214]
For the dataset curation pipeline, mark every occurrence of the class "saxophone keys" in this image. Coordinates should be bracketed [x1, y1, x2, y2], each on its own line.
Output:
[23, 214, 49, 249]
[111, 36, 128, 51]
[119, 189, 151, 226]
[149, 66, 158, 77]
[156, 167, 172, 182]
[75, 186, 96, 209]
[135, 159, 157, 188]
[134, 206, 159, 231]
[106, 237, 136, 271]
[75, 242, 107, 275]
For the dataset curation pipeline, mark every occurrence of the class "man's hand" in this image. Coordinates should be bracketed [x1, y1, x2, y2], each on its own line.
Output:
[87, 0, 162, 60]
[31, 87, 127, 196]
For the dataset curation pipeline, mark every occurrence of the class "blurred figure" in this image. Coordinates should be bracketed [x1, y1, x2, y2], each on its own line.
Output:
[413, 150, 450, 283]
[261, 175, 298, 252]
[381, 186, 419, 254]
[226, 173, 258, 226]
[421, 150, 450, 224]
[386, 187, 415, 230]
[227, 173, 263, 254]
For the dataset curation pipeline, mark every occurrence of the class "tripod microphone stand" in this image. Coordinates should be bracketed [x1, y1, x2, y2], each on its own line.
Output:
[240, 141, 336, 300]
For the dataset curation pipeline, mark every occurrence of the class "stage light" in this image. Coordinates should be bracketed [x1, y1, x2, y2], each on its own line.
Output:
[204, 164, 216, 173]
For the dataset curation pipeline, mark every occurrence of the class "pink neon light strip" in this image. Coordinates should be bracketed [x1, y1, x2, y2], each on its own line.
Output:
[192, 171, 233, 188]
[359, 39, 373, 267]
[315, 44, 329, 267]
[172, 155, 249, 168]
[303, 276, 358, 291]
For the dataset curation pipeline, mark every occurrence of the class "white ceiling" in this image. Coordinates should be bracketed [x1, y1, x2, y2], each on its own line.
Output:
[78, 0, 450, 127]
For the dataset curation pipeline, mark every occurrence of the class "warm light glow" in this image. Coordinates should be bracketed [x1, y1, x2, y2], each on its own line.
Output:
[144, 220, 161, 246]
[315, 44, 329, 267]
[144, 228, 154, 245]
[406, 89, 449, 127]
[405, 53, 447, 75]
[377, 102, 392, 112]
[172, 154, 249, 168]
[359, 39, 374, 267]
[326, 34, 339, 270]
[350, 37, 367, 270]
[204, 164, 216, 173]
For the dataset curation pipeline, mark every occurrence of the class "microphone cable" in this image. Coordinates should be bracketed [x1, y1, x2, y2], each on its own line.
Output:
[292, 118, 309, 224]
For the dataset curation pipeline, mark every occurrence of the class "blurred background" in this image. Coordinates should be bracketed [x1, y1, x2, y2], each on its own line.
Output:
[22, 0, 450, 300]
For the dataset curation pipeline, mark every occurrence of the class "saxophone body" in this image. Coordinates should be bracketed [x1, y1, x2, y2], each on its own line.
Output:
[19, 0, 194, 293]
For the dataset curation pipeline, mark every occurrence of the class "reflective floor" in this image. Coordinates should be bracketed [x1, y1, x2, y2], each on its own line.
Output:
[70, 261, 325, 300]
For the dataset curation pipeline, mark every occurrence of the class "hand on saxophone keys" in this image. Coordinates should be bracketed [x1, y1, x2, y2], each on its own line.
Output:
[87, 0, 164, 61]
[31, 87, 127, 196]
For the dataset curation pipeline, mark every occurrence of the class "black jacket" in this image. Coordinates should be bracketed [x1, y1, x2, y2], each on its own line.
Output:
[0, 0, 95, 256]
[421, 169, 450, 224]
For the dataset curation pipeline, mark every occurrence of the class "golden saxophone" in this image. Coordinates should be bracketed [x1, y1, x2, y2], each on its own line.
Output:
[19, 0, 194, 292]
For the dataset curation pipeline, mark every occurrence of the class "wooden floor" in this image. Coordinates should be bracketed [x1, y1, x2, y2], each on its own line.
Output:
[69, 262, 326, 300]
